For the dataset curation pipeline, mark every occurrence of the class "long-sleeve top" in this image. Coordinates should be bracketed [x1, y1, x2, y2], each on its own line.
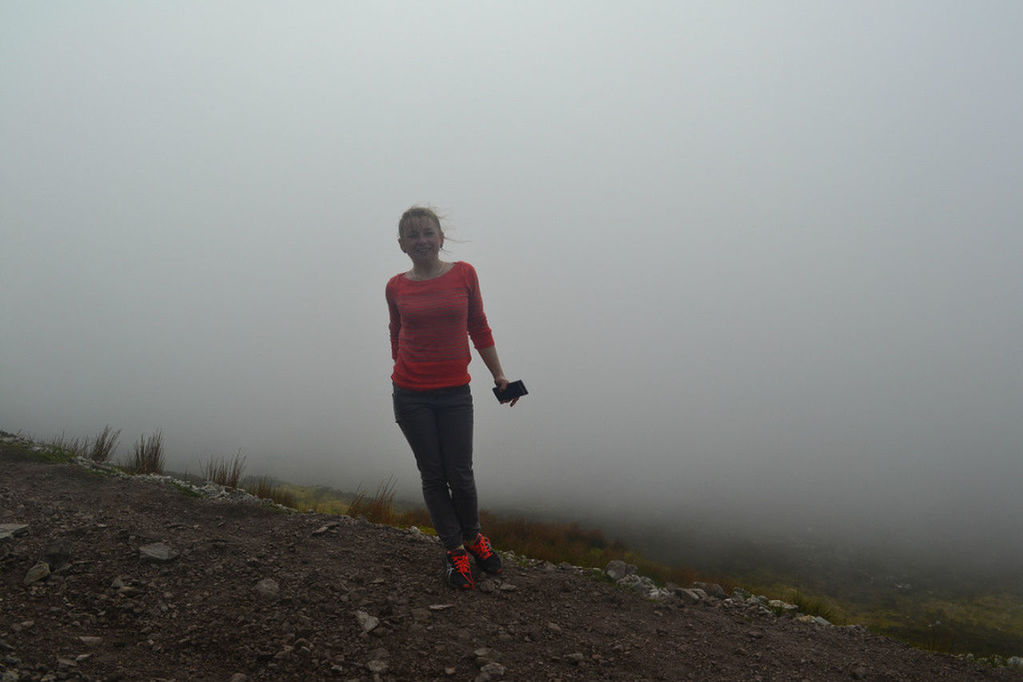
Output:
[386, 261, 495, 390]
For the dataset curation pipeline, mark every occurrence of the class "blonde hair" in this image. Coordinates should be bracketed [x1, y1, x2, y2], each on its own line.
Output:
[398, 206, 444, 239]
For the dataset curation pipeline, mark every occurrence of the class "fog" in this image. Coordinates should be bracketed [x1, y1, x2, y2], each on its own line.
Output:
[3, 3, 1021, 573]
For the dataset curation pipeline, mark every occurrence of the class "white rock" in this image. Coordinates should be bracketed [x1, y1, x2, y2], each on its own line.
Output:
[138, 542, 179, 562]
[355, 610, 379, 632]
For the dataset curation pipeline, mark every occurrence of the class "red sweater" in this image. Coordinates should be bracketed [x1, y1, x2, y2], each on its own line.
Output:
[386, 261, 495, 390]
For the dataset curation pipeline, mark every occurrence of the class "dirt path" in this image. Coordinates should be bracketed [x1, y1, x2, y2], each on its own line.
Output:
[2, 445, 1020, 681]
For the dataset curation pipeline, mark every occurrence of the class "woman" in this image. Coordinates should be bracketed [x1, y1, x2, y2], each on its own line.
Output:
[386, 206, 518, 589]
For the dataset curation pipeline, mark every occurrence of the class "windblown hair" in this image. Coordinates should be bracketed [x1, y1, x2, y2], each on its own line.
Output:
[398, 205, 445, 238]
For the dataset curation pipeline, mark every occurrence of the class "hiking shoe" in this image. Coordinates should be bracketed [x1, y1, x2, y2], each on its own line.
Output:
[445, 548, 475, 589]
[465, 532, 503, 574]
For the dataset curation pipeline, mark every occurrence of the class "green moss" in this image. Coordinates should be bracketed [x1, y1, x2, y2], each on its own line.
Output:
[170, 481, 201, 497]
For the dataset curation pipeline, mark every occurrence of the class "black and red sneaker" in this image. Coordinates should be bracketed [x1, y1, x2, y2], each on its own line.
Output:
[465, 532, 503, 575]
[445, 548, 475, 589]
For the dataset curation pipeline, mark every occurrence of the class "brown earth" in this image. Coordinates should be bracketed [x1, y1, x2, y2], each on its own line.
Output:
[2, 444, 1021, 682]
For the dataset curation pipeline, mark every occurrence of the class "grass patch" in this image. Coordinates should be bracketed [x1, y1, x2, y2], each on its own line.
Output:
[346, 476, 399, 525]
[45, 433, 88, 462]
[128, 431, 165, 474]
[89, 425, 120, 463]
[202, 450, 246, 488]
[246, 476, 298, 509]
[789, 589, 839, 622]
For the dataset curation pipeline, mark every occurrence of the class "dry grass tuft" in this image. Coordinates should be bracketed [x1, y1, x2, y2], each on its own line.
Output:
[48, 433, 89, 459]
[89, 425, 120, 463]
[202, 451, 246, 488]
[130, 431, 164, 474]
[247, 476, 298, 508]
[346, 476, 398, 525]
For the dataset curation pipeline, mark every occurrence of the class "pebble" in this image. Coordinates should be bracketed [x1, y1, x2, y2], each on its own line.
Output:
[477, 662, 506, 681]
[0, 523, 29, 541]
[255, 578, 280, 599]
[355, 610, 379, 632]
[23, 562, 49, 585]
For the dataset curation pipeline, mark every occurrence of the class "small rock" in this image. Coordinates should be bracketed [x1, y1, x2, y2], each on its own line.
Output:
[138, 542, 179, 562]
[768, 600, 799, 615]
[429, 603, 455, 611]
[547, 622, 562, 634]
[0, 524, 29, 541]
[851, 666, 868, 679]
[229, 675, 248, 682]
[78, 637, 102, 647]
[497, 582, 517, 592]
[693, 581, 727, 599]
[605, 560, 637, 581]
[23, 562, 50, 585]
[355, 610, 379, 632]
[366, 659, 388, 673]
[255, 578, 280, 599]
[477, 662, 506, 680]
[564, 652, 585, 665]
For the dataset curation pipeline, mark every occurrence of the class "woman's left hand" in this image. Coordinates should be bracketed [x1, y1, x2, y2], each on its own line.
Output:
[493, 376, 519, 406]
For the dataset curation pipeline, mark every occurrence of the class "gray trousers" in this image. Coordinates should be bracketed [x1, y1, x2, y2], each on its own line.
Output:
[392, 383, 480, 550]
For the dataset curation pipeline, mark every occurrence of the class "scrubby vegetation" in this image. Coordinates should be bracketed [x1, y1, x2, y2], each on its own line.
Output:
[245, 475, 298, 509]
[202, 451, 246, 488]
[89, 425, 120, 463]
[46, 433, 88, 460]
[128, 431, 164, 474]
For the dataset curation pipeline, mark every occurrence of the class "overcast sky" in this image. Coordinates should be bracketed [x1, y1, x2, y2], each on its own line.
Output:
[3, 2, 1021, 558]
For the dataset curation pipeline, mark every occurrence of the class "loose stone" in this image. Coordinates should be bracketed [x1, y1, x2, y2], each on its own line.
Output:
[23, 562, 50, 585]
[138, 542, 179, 562]
[355, 610, 379, 633]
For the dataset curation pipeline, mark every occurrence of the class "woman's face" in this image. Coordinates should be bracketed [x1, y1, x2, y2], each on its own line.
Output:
[399, 217, 444, 263]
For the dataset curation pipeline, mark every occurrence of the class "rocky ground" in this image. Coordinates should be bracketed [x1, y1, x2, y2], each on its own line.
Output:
[2, 441, 1021, 682]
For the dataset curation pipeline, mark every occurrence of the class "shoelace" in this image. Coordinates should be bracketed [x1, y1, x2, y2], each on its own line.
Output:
[449, 551, 471, 574]
[470, 534, 494, 558]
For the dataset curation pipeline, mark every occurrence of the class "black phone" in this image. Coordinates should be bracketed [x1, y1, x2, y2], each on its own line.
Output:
[493, 380, 528, 403]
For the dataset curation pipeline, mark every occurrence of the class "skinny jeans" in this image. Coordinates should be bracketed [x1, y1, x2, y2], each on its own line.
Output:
[392, 383, 479, 550]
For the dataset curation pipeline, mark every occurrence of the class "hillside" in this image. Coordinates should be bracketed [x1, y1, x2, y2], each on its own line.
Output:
[2, 442, 1020, 681]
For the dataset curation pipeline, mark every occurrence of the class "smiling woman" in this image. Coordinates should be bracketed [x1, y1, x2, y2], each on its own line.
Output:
[386, 205, 520, 590]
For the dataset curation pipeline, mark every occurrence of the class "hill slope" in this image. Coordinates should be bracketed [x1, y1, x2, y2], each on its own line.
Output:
[2, 445, 1019, 681]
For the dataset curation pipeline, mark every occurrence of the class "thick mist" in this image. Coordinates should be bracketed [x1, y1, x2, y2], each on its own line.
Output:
[3, 3, 1021, 577]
